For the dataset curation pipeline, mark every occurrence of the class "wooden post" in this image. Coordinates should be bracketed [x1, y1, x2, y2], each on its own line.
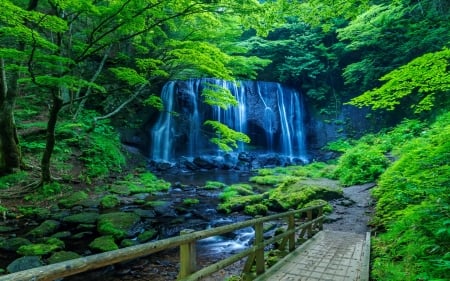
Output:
[307, 210, 313, 238]
[318, 206, 324, 230]
[288, 213, 295, 252]
[254, 221, 265, 275]
[179, 229, 197, 279]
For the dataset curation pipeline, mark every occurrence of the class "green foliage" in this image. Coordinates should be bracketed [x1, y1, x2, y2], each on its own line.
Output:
[109, 67, 148, 86]
[219, 184, 255, 201]
[323, 139, 353, 153]
[334, 143, 389, 186]
[204, 120, 250, 152]
[201, 83, 238, 109]
[0, 171, 29, 189]
[371, 112, 450, 280]
[348, 48, 450, 114]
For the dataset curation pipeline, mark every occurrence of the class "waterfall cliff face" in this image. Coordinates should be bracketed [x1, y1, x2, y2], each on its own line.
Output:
[150, 78, 307, 163]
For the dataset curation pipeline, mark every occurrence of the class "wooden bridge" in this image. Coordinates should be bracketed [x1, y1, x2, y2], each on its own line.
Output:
[0, 204, 370, 281]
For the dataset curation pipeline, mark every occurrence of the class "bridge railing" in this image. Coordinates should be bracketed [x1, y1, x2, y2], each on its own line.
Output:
[0, 204, 325, 281]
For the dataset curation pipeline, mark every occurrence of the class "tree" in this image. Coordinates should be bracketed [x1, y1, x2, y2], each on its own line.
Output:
[347, 48, 450, 115]
[0, 0, 280, 183]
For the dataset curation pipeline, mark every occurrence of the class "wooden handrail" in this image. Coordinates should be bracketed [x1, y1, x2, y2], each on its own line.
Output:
[0, 204, 325, 281]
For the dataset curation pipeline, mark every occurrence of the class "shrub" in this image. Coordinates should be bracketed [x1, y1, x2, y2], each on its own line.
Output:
[371, 113, 450, 281]
[334, 143, 389, 186]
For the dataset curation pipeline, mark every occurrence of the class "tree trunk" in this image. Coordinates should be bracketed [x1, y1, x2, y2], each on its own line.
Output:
[0, 58, 21, 176]
[41, 89, 63, 183]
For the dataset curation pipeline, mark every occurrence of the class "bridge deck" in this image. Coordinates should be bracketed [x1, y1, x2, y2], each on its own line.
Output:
[254, 230, 370, 281]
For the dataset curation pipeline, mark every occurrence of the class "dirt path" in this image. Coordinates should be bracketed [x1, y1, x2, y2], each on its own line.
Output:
[323, 182, 375, 234]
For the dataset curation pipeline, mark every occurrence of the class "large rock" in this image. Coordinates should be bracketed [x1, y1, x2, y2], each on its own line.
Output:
[26, 220, 60, 238]
[63, 212, 99, 224]
[7, 256, 44, 273]
[97, 212, 141, 239]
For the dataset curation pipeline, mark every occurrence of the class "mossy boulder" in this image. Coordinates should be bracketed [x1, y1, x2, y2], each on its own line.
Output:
[18, 207, 51, 220]
[244, 204, 268, 216]
[217, 194, 265, 214]
[100, 195, 120, 209]
[58, 191, 89, 208]
[26, 220, 60, 238]
[63, 212, 99, 224]
[267, 181, 342, 211]
[97, 212, 141, 239]
[47, 251, 82, 264]
[0, 237, 31, 252]
[89, 235, 119, 252]
[17, 238, 64, 256]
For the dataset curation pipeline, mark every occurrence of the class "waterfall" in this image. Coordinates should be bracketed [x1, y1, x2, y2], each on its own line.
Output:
[149, 79, 307, 163]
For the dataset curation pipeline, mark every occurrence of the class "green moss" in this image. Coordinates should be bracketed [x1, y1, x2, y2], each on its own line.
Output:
[268, 181, 342, 211]
[100, 195, 120, 209]
[137, 229, 157, 243]
[47, 251, 81, 264]
[244, 204, 268, 216]
[17, 207, 51, 220]
[17, 238, 64, 256]
[0, 238, 31, 252]
[304, 199, 333, 214]
[58, 191, 89, 208]
[97, 212, 140, 239]
[182, 198, 200, 206]
[204, 181, 228, 190]
[219, 184, 254, 201]
[26, 220, 60, 238]
[63, 212, 99, 224]
[109, 185, 131, 195]
[218, 194, 265, 214]
[89, 236, 119, 252]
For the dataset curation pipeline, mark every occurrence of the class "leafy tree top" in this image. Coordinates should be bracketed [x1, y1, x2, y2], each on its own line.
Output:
[347, 48, 450, 114]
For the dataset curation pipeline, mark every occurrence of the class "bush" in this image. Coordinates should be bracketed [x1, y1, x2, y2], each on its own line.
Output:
[334, 143, 389, 186]
[371, 113, 450, 281]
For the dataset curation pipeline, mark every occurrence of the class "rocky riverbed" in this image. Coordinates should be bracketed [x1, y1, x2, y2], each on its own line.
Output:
[0, 173, 374, 281]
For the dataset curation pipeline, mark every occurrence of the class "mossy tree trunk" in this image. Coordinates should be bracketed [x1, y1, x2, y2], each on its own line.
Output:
[0, 58, 21, 176]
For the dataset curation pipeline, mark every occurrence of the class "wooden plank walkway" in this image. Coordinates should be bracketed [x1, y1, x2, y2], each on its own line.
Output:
[254, 230, 370, 281]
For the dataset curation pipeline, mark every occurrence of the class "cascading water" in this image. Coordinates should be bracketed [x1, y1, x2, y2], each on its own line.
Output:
[149, 78, 308, 163]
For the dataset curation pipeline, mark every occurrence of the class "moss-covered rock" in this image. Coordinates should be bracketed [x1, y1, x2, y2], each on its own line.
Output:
[100, 195, 120, 209]
[58, 191, 89, 208]
[268, 181, 342, 211]
[47, 251, 82, 264]
[137, 229, 157, 243]
[97, 212, 141, 239]
[109, 185, 131, 195]
[89, 235, 119, 252]
[17, 238, 64, 256]
[0, 237, 31, 252]
[217, 194, 265, 214]
[120, 239, 139, 247]
[244, 204, 268, 216]
[17, 207, 51, 220]
[26, 220, 60, 238]
[63, 212, 99, 224]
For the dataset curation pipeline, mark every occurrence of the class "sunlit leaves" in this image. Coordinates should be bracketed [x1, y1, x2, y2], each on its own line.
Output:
[204, 120, 250, 152]
[348, 48, 450, 113]
[109, 67, 148, 86]
[201, 83, 238, 109]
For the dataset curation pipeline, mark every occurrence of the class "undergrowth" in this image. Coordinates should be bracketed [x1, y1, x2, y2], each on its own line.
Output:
[371, 112, 450, 280]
